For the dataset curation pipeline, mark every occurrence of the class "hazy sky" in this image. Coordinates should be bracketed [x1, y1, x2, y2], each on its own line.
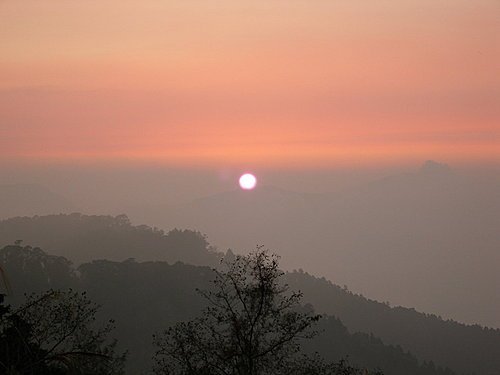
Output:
[1, 0, 499, 168]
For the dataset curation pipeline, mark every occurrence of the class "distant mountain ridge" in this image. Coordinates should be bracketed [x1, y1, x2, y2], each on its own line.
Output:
[0, 213, 221, 266]
[419, 160, 453, 176]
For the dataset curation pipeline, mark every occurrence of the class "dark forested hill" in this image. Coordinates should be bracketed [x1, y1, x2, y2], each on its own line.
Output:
[0, 213, 221, 266]
[1, 244, 457, 375]
[285, 271, 500, 375]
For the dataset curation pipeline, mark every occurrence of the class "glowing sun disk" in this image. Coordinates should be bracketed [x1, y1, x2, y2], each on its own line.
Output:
[239, 173, 257, 190]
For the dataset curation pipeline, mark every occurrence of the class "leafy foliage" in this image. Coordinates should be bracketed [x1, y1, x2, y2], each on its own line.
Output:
[0, 289, 126, 374]
[281, 355, 383, 375]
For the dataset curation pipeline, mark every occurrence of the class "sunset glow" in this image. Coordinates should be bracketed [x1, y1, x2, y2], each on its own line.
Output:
[0, 0, 498, 168]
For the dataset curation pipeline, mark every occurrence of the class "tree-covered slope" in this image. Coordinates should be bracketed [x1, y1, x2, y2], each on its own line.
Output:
[2, 245, 457, 375]
[285, 271, 500, 375]
[0, 213, 221, 266]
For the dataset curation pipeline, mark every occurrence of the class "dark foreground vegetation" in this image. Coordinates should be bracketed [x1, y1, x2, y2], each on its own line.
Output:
[0, 290, 126, 374]
[0, 214, 498, 374]
[0, 244, 459, 375]
[1, 250, 384, 375]
[152, 250, 383, 375]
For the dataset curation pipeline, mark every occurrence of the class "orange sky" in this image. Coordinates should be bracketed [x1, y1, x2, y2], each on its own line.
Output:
[1, 0, 499, 168]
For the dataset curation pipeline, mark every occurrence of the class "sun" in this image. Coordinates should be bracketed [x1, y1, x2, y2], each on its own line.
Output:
[239, 173, 257, 190]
